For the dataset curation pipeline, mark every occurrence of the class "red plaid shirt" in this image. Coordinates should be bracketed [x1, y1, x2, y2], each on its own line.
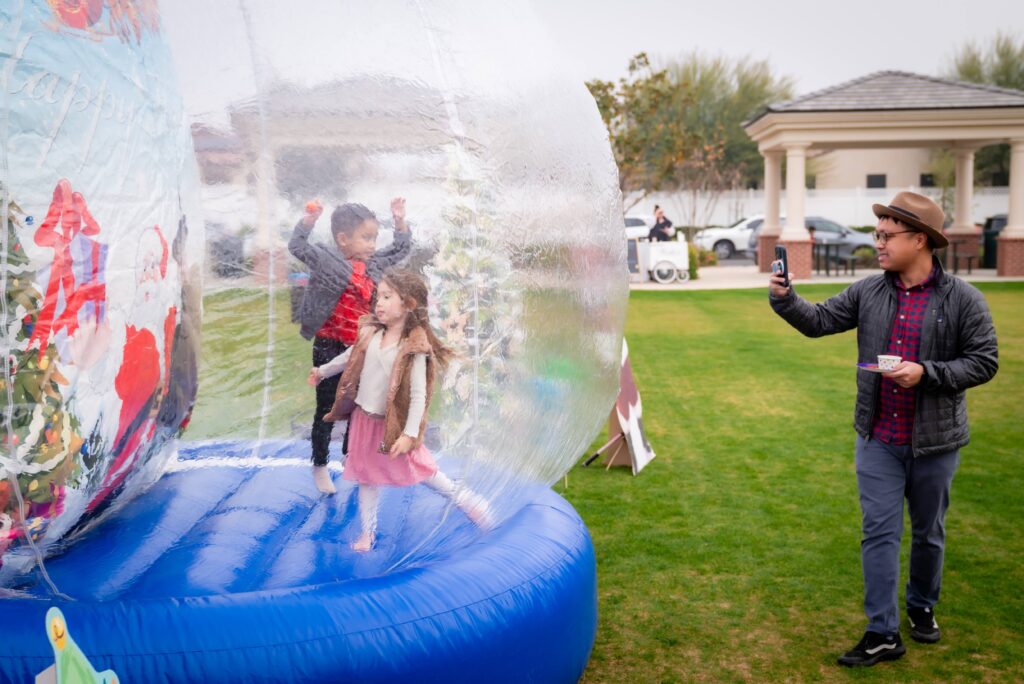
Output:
[316, 260, 374, 345]
[872, 267, 937, 445]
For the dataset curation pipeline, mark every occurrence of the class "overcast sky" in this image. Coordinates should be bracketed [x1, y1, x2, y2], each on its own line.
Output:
[163, 0, 1023, 122]
[532, 0, 1023, 96]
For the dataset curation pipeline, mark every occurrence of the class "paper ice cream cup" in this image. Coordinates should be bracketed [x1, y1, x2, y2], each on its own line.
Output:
[878, 355, 902, 371]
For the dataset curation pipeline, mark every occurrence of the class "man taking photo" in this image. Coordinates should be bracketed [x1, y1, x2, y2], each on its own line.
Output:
[768, 191, 998, 667]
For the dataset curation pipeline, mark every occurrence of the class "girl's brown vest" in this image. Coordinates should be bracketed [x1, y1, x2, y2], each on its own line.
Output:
[323, 321, 436, 452]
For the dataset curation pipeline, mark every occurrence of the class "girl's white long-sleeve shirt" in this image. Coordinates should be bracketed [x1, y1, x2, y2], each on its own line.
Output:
[318, 330, 426, 438]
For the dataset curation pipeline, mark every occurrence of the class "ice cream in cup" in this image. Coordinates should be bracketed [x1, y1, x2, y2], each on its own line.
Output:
[878, 355, 902, 371]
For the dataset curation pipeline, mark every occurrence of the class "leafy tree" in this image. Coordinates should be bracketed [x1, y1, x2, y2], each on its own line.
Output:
[662, 52, 792, 225]
[945, 32, 1024, 186]
[587, 53, 694, 211]
[588, 52, 792, 223]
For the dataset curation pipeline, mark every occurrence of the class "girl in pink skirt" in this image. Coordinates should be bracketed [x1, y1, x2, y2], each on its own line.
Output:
[310, 270, 493, 552]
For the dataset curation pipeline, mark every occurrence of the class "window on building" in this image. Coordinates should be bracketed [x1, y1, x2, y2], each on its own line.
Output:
[920, 174, 935, 188]
[866, 174, 887, 189]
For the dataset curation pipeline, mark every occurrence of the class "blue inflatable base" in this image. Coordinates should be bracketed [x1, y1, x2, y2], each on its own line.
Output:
[1, 442, 597, 683]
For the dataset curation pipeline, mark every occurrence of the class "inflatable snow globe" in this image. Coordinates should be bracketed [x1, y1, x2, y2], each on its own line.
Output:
[1, 1, 627, 681]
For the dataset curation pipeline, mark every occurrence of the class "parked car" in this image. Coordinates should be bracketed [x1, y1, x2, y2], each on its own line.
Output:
[747, 215, 876, 262]
[746, 217, 772, 255]
[693, 216, 762, 260]
[806, 217, 876, 258]
[624, 214, 657, 240]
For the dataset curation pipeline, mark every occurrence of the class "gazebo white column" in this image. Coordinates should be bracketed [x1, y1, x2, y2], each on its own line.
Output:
[951, 146, 977, 232]
[947, 145, 979, 270]
[758, 149, 783, 272]
[777, 143, 812, 278]
[997, 138, 1024, 276]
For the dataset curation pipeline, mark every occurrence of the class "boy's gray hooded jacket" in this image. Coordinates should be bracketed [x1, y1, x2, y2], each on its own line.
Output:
[288, 220, 411, 340]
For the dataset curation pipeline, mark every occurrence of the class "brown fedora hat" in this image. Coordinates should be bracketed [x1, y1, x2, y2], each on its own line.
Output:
[872, 191, 947, 249]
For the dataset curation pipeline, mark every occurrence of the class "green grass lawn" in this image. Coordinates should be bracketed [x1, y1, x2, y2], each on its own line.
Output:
[561, 282, 1024, 683]
[187, 288, 312, 440]
[189, 281, 1022, 682]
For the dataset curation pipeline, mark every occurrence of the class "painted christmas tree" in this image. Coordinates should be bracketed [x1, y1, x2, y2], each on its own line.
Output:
[0, 185, 84, 560]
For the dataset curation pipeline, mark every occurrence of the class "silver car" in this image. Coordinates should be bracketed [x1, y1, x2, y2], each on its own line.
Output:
[749, 216, 876, 261]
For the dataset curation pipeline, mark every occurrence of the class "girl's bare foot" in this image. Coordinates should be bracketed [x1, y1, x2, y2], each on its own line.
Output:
[350, 531, 375, 553]
[457, 492, 495, 530]
[312, 465, 336, 494]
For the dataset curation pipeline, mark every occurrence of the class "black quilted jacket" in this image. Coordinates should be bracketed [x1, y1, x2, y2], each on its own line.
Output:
[288, 220, 411, 340]
[769, 258, 998, 456]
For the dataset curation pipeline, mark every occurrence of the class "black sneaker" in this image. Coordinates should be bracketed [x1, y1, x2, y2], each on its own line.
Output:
[907, 606, 941, 643]
[837, 631, 906, 667]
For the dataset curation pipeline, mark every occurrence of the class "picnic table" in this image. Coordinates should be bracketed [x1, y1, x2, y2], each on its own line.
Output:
[813, 242, 856, 276]
[944, 239, 976, 275]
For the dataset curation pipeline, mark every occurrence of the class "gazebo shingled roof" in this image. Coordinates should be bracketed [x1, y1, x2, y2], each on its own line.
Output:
[747, 71, 1024, 124]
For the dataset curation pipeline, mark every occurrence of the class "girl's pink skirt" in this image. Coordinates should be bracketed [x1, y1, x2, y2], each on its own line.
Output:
[342, 406, 438, 486]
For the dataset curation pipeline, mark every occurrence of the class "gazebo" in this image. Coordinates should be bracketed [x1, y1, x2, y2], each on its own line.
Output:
[743, 71, 1024, 277]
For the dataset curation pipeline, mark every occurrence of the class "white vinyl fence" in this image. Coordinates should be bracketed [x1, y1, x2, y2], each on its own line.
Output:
[631, 187, 1010, 229]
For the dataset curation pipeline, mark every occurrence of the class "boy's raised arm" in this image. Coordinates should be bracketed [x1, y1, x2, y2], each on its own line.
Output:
[289, 201, 324, 268]
[373, 197, 413, 268]
[288, 219, 320, 269]
[373, 229, 411, 268]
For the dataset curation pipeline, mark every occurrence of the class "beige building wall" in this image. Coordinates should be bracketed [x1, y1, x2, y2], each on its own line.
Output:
[811, 148, 934, 189]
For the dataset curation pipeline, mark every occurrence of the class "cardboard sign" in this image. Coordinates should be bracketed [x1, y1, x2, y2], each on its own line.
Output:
[585, 339, 655, 475]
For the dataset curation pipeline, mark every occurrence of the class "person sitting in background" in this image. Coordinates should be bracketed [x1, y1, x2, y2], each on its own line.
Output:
[648, 205, 674, 241]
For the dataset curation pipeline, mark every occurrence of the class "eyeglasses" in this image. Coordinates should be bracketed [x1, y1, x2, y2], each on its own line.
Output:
[872, 230, 919, 245]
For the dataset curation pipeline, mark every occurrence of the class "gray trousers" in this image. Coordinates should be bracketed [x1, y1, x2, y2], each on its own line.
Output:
[854, 435, 959, 635]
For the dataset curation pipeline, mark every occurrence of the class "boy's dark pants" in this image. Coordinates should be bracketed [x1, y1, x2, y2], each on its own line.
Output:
[311, 336, 349, 467]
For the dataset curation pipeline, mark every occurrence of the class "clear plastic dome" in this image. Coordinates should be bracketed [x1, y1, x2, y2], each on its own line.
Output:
[1, 0, 627, 589]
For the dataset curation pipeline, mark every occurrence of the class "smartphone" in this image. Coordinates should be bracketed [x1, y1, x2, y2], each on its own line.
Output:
[773, 245, 789, 288]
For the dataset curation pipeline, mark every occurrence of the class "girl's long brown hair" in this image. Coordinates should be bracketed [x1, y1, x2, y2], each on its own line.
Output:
[377, 269, 454, 370]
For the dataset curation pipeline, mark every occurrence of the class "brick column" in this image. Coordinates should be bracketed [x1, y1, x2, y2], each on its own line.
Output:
[758, 234, 780, 272]
[252, 248, 289, 285]
[776, 240, 813, 281]
[998, 239, 1024, 274]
